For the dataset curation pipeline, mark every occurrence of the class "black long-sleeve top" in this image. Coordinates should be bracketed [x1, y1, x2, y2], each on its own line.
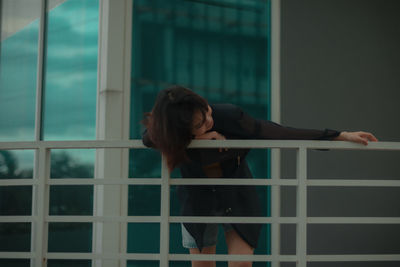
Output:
[142, 103, 340, 251]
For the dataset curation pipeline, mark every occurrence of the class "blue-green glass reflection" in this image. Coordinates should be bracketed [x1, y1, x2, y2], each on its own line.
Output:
[127, 223, 160, 253]
[42, 0, 98, 140]
[130, 0, 271, 259]
[0, 0, 41, 141]
[50, 149, 95, 179]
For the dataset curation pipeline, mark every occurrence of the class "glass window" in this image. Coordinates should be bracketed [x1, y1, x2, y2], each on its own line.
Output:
[47, 260, 91, 267]
[0, 223, 31, 252]
[42, 0, 98, 141]
[130, 0, 271, 259]
[48, 222, 92, 253]
[47, 149, 95, 254]
[0, 0, 41, 141]
[0, 149, 34, 252]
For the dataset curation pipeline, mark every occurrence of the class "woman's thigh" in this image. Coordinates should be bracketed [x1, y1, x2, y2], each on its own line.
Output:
[225, 230, 254, 267]
[189, 246, 216, 267]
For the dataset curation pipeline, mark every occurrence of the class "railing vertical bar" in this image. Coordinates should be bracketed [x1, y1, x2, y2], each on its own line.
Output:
[296, 148, 307, 267]
[271, 152, 281, 267]
[160, 156, 170, 266]
[34, 147, 50, 267]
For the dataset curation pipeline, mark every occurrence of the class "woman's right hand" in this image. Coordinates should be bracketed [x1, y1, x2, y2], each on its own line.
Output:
[195, 131, 226, 140]
[195, 131, 227, 152]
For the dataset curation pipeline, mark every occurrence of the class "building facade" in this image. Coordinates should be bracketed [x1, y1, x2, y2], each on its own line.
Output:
[1, 0, 400, 267]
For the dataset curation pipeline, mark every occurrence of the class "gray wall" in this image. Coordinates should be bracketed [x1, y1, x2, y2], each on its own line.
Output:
[280, 0, 400, 266]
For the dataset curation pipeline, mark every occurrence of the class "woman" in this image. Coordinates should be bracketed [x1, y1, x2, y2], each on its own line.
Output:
[142, 85, 378, 267]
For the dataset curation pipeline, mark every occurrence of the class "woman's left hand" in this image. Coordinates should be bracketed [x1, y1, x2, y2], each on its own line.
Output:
[335, 131, 378, 145]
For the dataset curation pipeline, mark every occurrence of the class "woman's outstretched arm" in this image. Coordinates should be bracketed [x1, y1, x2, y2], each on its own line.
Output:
[221, 104, 378, 144]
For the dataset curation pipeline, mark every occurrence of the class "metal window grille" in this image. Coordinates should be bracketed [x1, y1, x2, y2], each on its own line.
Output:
[1, 140, 400, 267]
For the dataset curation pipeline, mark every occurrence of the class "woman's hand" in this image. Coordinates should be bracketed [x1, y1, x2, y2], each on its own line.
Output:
[195, 131, 227, 151]
[334, 131, 378, 145]
[195, 131, 226, 140]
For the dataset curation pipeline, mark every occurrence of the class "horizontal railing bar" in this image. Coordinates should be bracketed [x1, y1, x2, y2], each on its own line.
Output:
[3, 216, 398, 224]
[169, 216, 297, 224]
[307, 179, 400, 187]
[1, 252, 398, 262]
[308, 217, 400, 224]
[43, 253, 298, 261]
[0, 140, 145, 150]
[170, 178, 298, 186]
[169, 254, 296, 262]
[0, 252, 36, 259]
[2, 178, 400, 187]
[0, 140, 399, 151]
[37, 216, 297, 224]
[44, 216, 162, 223]
[47, 178, 162, 185]
[45, 178, 298, 186]
[0, 179, 37, 186]
[0, 216, 36, 222]
[44, 252, 161, 260]
[307, 254, 400, 262]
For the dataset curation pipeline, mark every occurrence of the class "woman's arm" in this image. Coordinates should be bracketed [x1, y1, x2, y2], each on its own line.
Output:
[224, 104, 378, 144]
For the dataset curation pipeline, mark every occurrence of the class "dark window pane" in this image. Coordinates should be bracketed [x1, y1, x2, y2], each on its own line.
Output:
[49, 185, 93, 215]
[127, 261, 159, 267]
[47, 260, 91, 267]
[128, 185, 160, 216]
[129, 149, 161, 178]
[127, 223, 159, 253]
[0, 259, 30, 267]
[0, 186, 32, 215]
[0, 223, 31, 252]
[48, 223, 92, 253]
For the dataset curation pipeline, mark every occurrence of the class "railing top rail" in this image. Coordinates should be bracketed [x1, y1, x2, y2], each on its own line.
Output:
[0, 140, 399, 151]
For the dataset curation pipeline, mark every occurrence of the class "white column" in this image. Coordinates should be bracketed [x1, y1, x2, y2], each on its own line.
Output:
[94, 1, 132, 267]
[270, 0, 281, 266]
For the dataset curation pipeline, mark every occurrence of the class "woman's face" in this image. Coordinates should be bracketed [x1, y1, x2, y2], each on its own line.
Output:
[192, 105, 213, 137]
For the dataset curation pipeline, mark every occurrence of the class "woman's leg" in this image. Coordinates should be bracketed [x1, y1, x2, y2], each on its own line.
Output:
[225, 230, 254, 267]
[189, 246, 217, 267]
[181, 223, 218, 267]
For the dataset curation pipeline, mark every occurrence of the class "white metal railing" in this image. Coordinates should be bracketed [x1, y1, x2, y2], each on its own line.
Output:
[1, 140, 400, 267]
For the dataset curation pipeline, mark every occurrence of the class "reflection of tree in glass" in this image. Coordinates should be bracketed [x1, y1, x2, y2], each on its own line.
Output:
[0, 150, 33, 179]
[50, 152, 94, 216]
[51, 151, 93, 178]
[0, 151, 33, 215]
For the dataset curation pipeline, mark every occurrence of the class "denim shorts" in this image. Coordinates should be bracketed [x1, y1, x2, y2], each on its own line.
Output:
[181, 223, 233, 249]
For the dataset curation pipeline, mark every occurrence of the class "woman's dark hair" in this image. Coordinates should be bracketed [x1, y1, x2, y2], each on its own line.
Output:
[143, 85, 209, 172]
